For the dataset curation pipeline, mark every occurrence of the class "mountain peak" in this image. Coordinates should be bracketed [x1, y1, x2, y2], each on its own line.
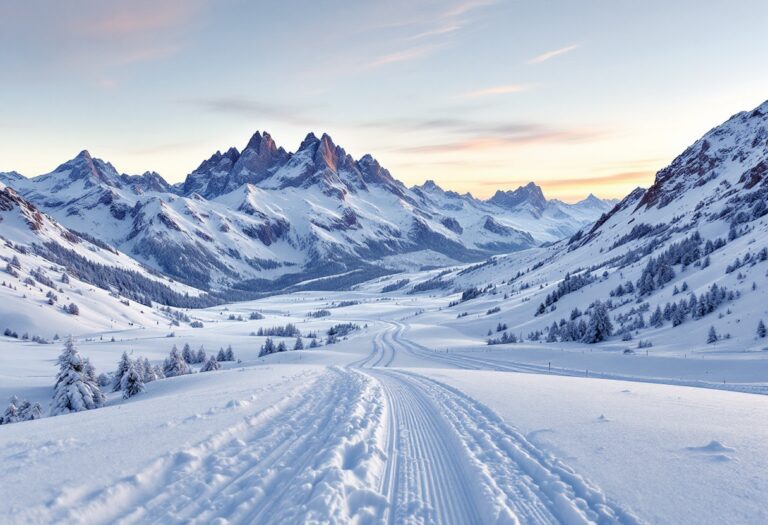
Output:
[488, 182, 547, 212]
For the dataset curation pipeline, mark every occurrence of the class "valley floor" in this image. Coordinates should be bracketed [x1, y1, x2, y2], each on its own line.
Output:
[1, 292, 767, 524]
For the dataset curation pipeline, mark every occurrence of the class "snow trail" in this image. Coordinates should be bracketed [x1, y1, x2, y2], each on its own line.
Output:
[359, 324, 641, 524]
[26, 368, 387, 525]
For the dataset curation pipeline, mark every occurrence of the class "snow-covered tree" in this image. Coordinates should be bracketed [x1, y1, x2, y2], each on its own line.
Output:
[67, 302, 80, 315]
[181, 343, 194, 364]
[277, 341, 287, 353]
[51, 337, 105, 416]
[582, 301, 613, 344]
[224, 345, 235, 361]
[259, 338, 275, 357]
[113, 351, 133, 392]
[121, 362, 145, 399]
[142, 358, 157, 382]
[195, 347, 206, 364]
[200, 355, 220, 372]
[293, 336, 304, 350]
[757, 320, 766, 339]
[707, 326, 719, 344]
[163, 345, 190, 377]
[309, 338, 320, 348]
[217, 347, 227, 361]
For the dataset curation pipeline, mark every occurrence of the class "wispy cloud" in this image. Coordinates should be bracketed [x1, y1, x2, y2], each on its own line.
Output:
[399, 128, 604, 154]
[528, 44, 579, 64]
[366, 0, 498, 69]
[479, 170, 655, 188]
[463, 83, 533, 98]
[191, 97, 319, 127]
[368, 45, 442, 68]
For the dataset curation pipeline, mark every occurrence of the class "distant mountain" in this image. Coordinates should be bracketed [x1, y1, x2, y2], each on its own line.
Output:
[2, 133, 613, 293]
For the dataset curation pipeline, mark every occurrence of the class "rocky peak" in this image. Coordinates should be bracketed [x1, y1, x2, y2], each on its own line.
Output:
[488, 182, 547, 212]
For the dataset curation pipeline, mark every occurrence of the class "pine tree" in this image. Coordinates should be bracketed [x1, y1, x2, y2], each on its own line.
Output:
[309, 338, 320, 348]
[259, 338, 275, 357]
[182, 343, 194, 364]
[196, 347, 206, 364]
[277, 341, 287, 353]
[113, 351, 133, 392]
[293, 336, 304, 350]
[163, 345, 190, 377]
[121, 362, 145, 399]
[672, 302, 686, 326]
[225, 345, 235, 361]
[142, 358, 157, 382]
[201, 355, 220, 372]
[217, 347, 227, 361]
[51, 337, 105, 416]
[582, 301, 613, 344]
[707, 326, 718, 344]
[757, 320, 767, 339]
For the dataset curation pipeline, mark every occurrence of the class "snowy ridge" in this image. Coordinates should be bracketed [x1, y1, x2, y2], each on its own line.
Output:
[3, 133, 613, 293]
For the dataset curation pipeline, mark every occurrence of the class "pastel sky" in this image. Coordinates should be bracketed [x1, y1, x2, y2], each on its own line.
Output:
[1, 1, 767, 202]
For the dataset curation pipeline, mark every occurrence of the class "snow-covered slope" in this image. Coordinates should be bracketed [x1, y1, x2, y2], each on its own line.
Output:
[3, 133, 613, 293]
[0, 182, 211, 339]
[366, 99, 768, 355]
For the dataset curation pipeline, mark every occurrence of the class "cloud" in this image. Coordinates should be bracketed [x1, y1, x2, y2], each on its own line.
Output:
[366, 0, 498, 69]
[368, 45, 442, 68]
[463, 83, 533, 98]
[528, 44, 579, 64]
[479, 170, 655, 188]
[399, 128, 604, 154]
[0, 1, 204, 76]
[191, 97, 319, 127]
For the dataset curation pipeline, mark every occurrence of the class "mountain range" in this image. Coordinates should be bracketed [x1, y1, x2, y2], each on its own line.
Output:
[0, 132, 614, 292]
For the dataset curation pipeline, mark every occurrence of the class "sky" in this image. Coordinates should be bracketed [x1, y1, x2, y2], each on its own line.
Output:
[1, 1, 767, 202]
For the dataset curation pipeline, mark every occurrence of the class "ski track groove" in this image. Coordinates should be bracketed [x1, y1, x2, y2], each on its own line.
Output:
[363, 323, 643, 525]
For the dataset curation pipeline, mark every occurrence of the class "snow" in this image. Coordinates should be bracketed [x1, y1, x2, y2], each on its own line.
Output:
[2, 290, 766, 524]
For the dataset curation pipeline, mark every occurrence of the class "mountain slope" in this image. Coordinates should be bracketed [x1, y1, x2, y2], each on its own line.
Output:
[367, 99, 768, 354]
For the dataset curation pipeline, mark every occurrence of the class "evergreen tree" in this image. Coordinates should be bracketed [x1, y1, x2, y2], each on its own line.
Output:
[51, 337, 105, 416]
[163, 345, 190, 377]
[121, 362, 145, 399]
[153, 365, 166, 380]
[259, 338, 276, 357]
[707, 326, 718, 344]
[142, 358, 157, 382]
[196, 347, 206, 364]
[582, 301, 613, 344]
[181, 343, 194, 364]
[293, 336, 304, 350]
[113, 351, 133, 392]
[757, 320, 767, 339]
[309, 338, 320, 348]
[225, 345, 235, 361]
[201, 355, 220, 372]
[217, 348, 227, 361]
[672, 301, 686, 326]
[277, 341, 288, 353]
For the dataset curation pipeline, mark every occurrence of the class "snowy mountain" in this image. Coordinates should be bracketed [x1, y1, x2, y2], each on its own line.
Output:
[368, 99, 768, 353]
[3, 133, 613, 293]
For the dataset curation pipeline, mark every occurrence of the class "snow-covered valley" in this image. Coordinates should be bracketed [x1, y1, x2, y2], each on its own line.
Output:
[1, 291, 766, 524]
[2, 100, 768, 524]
